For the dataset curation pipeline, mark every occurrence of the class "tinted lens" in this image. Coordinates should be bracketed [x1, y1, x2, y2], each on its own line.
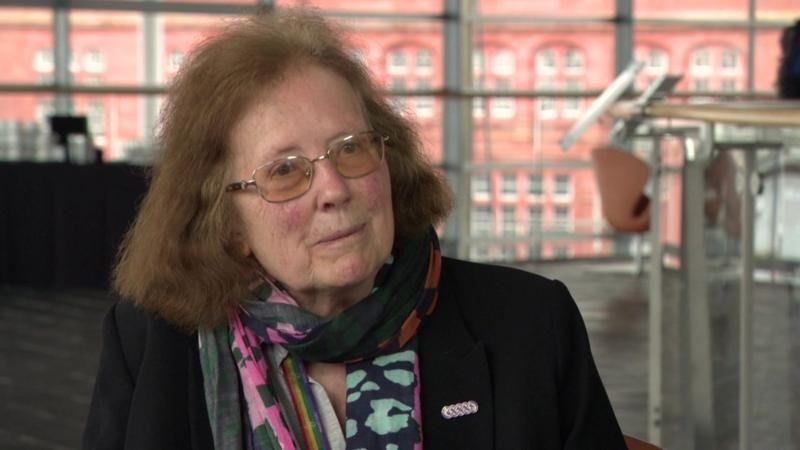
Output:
[255, 156, 312, 202]
[333, 133, 384, 178]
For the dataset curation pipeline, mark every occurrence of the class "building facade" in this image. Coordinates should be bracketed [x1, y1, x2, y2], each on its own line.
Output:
[0, 0, 797, 261]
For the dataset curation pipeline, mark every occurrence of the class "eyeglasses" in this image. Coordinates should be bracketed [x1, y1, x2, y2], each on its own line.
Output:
[226, 131, 388, 203]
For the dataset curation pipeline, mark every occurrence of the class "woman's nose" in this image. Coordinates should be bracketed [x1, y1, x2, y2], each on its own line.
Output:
[312, 158, 352, 210]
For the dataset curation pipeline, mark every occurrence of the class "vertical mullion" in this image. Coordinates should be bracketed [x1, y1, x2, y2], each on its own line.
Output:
[53, 1, 72, 114]
[443, 0, 472, 258]
[615, 0, 633, 76]
[746, 0, 756, 93]
[142, 9, 160, 150]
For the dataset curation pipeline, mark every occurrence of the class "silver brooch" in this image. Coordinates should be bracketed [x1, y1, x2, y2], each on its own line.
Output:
[441, 400, 479, 419]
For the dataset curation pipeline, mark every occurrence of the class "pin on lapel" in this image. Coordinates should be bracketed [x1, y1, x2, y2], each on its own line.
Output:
[440, 400, 479, 419]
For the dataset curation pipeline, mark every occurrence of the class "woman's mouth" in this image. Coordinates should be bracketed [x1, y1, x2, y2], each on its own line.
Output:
[315, 223, 366, 245]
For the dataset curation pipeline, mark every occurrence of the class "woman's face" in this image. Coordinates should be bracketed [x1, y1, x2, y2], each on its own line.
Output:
[228, 64, 394, 316]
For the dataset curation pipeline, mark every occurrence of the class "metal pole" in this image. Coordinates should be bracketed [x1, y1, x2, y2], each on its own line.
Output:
[684, 122, 715, 449]
[442, 0, 472, 259]
[746, 0, 756, 93]
[53, 1, 73, 115]
[739, 149, 756, 450]
[142, 8, 161, 159]
[648, 134, 663, 445]
[615, 0, 633, 76]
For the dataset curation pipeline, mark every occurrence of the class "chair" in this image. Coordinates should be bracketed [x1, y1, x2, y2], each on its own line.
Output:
[624, 434, 661, 450]
[591, 146, 651, 233]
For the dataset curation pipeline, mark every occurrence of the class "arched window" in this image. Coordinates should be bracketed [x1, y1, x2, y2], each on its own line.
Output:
[415, 48, 432, 73]
[34, 48, 54, 72]
[564, 48, 584, 71]
[386, 48, 407, 73]
[634, 45, 669, 90]
[492, 48, 515, 76]
[721, 48, 739, 70]
[385, 44, 435, 120]
[646, 48, 668, 72]
[536, 48, 556, 74]
[688, 45, 743, 93]
[533, 45, 587, 120]
[691, 47, 711, 73]
[472, 45, 516, 120]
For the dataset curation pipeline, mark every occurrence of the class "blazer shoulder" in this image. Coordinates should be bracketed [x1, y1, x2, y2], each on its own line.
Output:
[439, 257, 576, 335]
[440, 257, 569, 305]
[441, 256, 553, 282]
[105, 300, 196, 376]
[111, 299, 195, 338]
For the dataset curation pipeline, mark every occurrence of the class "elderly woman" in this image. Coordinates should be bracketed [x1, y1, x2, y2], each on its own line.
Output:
[83, 9, 625, 450]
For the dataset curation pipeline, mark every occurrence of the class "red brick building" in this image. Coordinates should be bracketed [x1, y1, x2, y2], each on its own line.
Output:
[0, 1, 797, 260]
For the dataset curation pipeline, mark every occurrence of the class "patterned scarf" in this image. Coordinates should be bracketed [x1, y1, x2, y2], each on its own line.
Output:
[199, 230, 441, 450]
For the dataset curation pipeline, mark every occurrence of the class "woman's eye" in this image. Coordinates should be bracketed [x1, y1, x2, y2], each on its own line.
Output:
[339, 142, 361, 155]
[272, 160, 295, 176]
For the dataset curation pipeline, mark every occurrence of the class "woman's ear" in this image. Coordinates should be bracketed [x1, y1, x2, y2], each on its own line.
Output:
[229, 230, 253, 257]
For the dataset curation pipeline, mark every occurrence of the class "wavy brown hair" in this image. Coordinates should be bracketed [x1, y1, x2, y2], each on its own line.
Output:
[114, 8, 453, 330]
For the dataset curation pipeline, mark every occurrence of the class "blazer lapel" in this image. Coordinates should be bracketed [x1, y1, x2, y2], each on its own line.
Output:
[419, 284, 494, 450]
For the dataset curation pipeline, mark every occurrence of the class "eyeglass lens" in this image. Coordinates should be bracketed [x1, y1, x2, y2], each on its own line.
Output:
[254, 132, 384, 202]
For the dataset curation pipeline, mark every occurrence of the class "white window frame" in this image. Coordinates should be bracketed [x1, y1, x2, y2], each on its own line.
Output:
[554, 173, 572, 197]
[87, 99, 105, 137]
[471, 205, 493, 237]
[34, 48, 54, 72]
[553, 206, 572, 232]
[501, 173, 517, 197]
[502, 206, 517, 237]
[693, 78, 710, 92]
[536, 48, 556, 75]
[388, 77, 407, 112]
[415, 48, 432, 75]
[492, 48, 515, 76]
[490, 78, 515, 119]
[491, 97, 515, 119]
[83, 49, 105, 73]
[414, 78, 434, 118]
[472, 97, 486, 118]
[471, 173, 490, 198]
[721, 48, 740, 73]
[536, 78, 557, 119]
[564, 48, 584, 73]
[646, 48, 668, 74]
[527, 173, 544, 196]
[690, 47, 712, 75]
[720, 78, 738, 92]
[528, 206, 543, 235]
[387, 49, 407, 74]
[552, 244, 571, 258]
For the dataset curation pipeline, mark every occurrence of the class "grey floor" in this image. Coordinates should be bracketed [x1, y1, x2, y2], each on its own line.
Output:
[1, 259, 797, 449]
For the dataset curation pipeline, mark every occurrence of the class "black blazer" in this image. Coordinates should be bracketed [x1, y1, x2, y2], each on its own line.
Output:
[83, 257, 625, 449]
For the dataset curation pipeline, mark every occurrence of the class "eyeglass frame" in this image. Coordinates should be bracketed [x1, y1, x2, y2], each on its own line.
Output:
[225, 130, 389, 203]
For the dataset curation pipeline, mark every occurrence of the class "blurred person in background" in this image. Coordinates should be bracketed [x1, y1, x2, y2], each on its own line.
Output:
[778, 19, 800, 99]
[83, 8, 625, 450]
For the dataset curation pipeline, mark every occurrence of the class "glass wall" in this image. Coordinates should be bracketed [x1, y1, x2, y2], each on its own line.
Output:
[0, 0, 797, 263]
